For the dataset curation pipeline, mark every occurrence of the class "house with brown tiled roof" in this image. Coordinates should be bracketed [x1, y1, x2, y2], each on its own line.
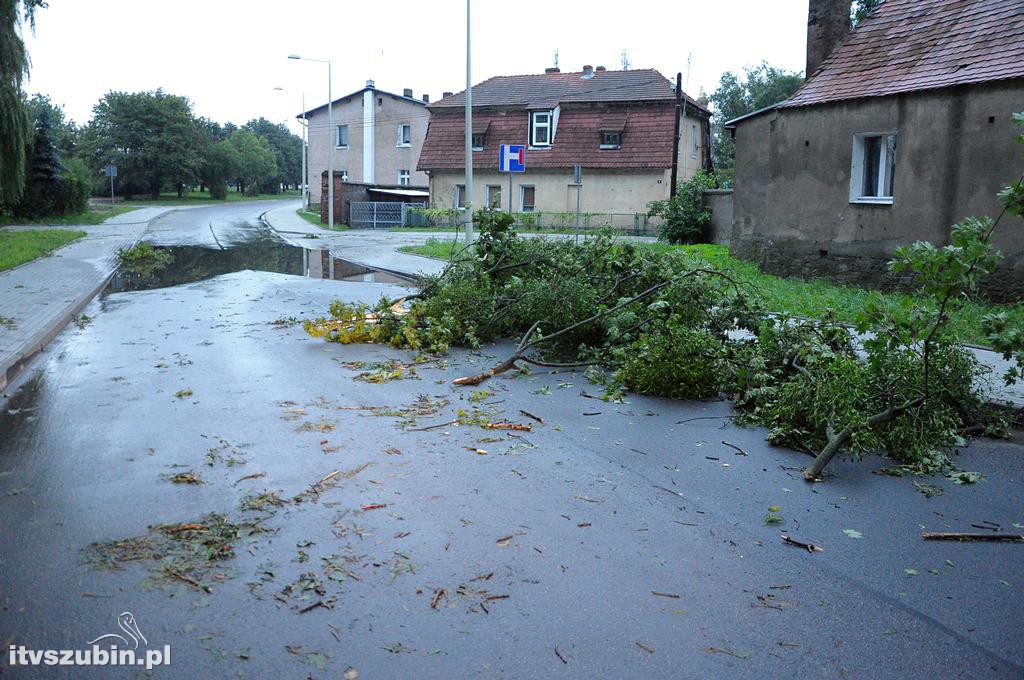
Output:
[418, 66, 710, 226]
[725, 0, 1024, 300]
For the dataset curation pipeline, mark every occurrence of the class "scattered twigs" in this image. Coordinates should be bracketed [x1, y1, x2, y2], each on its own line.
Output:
[780, 534, 823, 553]
[519, 409, 544, 424]
[651, 591, 680, 599]
[406, 419, 458, 432]
[922, 532, 1023, 542]
[722, 441, 748, 456]
[168, 570, 212, 593]
[232, 471, 267, 486]
[483, 422, 532, 432]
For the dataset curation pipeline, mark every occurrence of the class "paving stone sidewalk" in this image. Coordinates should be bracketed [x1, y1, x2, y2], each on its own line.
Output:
[0, 207, 175, 390]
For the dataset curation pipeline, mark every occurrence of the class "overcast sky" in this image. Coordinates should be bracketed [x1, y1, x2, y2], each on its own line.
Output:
[23, 0, 808, 134]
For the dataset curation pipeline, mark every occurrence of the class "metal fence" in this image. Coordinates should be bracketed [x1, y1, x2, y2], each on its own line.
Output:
[403, 209, 662, 236]
[350, 202, 426, 229]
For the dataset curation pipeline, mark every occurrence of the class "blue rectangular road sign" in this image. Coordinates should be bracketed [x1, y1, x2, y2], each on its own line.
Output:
[499, 144, 526, 173]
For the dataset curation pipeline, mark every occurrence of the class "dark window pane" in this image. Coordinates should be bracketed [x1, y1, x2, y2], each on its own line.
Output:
[863, 136, 881, 197]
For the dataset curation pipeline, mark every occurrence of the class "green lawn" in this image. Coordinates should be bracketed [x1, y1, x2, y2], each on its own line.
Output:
[295, 208, 349, 231]
[0, 229, 86, 271]
[125, 188, 301, 206]
[398, 238, 1023, 346]
[0, 206, 137, 228]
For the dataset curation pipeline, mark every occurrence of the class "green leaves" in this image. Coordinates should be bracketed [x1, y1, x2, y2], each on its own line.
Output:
[648, 171, 718, 244]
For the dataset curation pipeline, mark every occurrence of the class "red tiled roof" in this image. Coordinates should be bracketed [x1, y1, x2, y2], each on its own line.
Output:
[418, 104, 678, 171]
[431, 68, 709, 114]
[784, 0, 1024, 108]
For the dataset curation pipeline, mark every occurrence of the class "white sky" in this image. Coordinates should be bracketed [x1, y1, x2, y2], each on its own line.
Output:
[23, 0, 808, 134]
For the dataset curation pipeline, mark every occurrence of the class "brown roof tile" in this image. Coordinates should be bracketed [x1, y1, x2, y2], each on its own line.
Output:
[431, 68, 709, 114]
[418, 104, 678, 172]
[783, 0, 1024, 108]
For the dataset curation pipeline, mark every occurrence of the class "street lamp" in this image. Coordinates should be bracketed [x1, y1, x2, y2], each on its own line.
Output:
[274, 86, 308, 209]
[288, 54, 334, 231]
[464, 0, 473, 243]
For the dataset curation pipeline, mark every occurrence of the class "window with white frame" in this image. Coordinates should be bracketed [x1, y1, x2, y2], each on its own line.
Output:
[397, 124, 412, 147]
[520, 185, 536, 212]
[691, 124, 698, 159]
[455, 184, 467, 209]
[336, 125, 349, 148]
[486, 185, 501, 209]
[472, 133, 485, 151]
[600, 131, 621, 149]
[850, 133, 897, 203]
[531, 111, 552, 147]
[398, 170, 411, 186]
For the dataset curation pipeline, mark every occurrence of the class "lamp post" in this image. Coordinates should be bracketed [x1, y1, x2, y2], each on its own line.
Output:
[288, 54, 333, 231]
[274, 87, 308, 207]
[464, 0, 473, 243]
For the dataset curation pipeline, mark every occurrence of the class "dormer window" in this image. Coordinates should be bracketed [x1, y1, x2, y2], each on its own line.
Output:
[531, 111, 552, 147]
[598, 113, 627, 150]
[471, 121, 490, 152]
[601, 131, 621, 149]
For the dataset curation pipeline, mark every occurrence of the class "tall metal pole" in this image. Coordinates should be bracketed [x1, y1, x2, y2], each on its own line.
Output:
[670, 72, 682, 198]
[464, 0, 473, 242]
[327, 61, 334, 231]
[301, 92, 307, 209]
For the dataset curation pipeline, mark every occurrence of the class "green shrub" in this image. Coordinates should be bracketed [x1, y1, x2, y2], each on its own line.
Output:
[117, 242, 172, 276]
[647, 170, 717, 244]
[619, 323, 722, 399]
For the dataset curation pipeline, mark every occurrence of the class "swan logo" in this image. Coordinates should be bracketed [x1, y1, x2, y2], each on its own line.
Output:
[8, 612, 170, 669]
[87, 612, 148, 650]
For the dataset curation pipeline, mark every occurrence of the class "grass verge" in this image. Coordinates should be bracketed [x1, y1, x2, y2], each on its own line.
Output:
[295, 208, 349, 231]
[398, 238, 1022, 346]
[125, 189, 301, 206]
[0, 229, 87, 271]
[0, 206, 137, 227]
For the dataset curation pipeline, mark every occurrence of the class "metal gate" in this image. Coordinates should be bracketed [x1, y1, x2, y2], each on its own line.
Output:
[349, 201, 425, 229]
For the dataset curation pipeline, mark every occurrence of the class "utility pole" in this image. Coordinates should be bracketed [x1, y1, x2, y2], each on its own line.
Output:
[464, 0, 474, 242]
[288, 55, 333, 229]
[670, 72, 682, 198]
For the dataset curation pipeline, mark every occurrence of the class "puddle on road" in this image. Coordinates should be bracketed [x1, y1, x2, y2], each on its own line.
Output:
[105, 235, 412, 293]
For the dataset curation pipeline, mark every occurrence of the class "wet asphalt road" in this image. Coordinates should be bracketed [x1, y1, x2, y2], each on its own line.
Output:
[0, 203, 1022, 679]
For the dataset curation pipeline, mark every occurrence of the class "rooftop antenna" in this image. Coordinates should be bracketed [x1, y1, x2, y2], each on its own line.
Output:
[686, 52, 693, 92]
[621, 49, 631, 70]
[554, 48, 559, 69]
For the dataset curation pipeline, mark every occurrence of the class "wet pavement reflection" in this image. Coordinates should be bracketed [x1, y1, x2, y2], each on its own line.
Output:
[105, 232, 412, 294]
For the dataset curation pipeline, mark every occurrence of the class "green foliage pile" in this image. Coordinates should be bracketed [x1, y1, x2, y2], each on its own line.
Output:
[305, 206, 1018, 475]
[647, 170, 718, 243]
[116, 241, 172, 276]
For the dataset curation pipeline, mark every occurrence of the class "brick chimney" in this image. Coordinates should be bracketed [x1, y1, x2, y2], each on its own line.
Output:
[806, 0, 850, 76]
[422, 93, 430, 102]
[442, 91, 453, 98]
[403, 88, 413, 98]
[545, 67, 560, 74]
[595, 65, 606, 72]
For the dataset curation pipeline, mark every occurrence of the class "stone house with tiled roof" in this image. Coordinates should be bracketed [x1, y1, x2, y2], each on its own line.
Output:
[418, 67, 710, 224]
[300, 80, 431, 208]
[726, 0, 1024, 299]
